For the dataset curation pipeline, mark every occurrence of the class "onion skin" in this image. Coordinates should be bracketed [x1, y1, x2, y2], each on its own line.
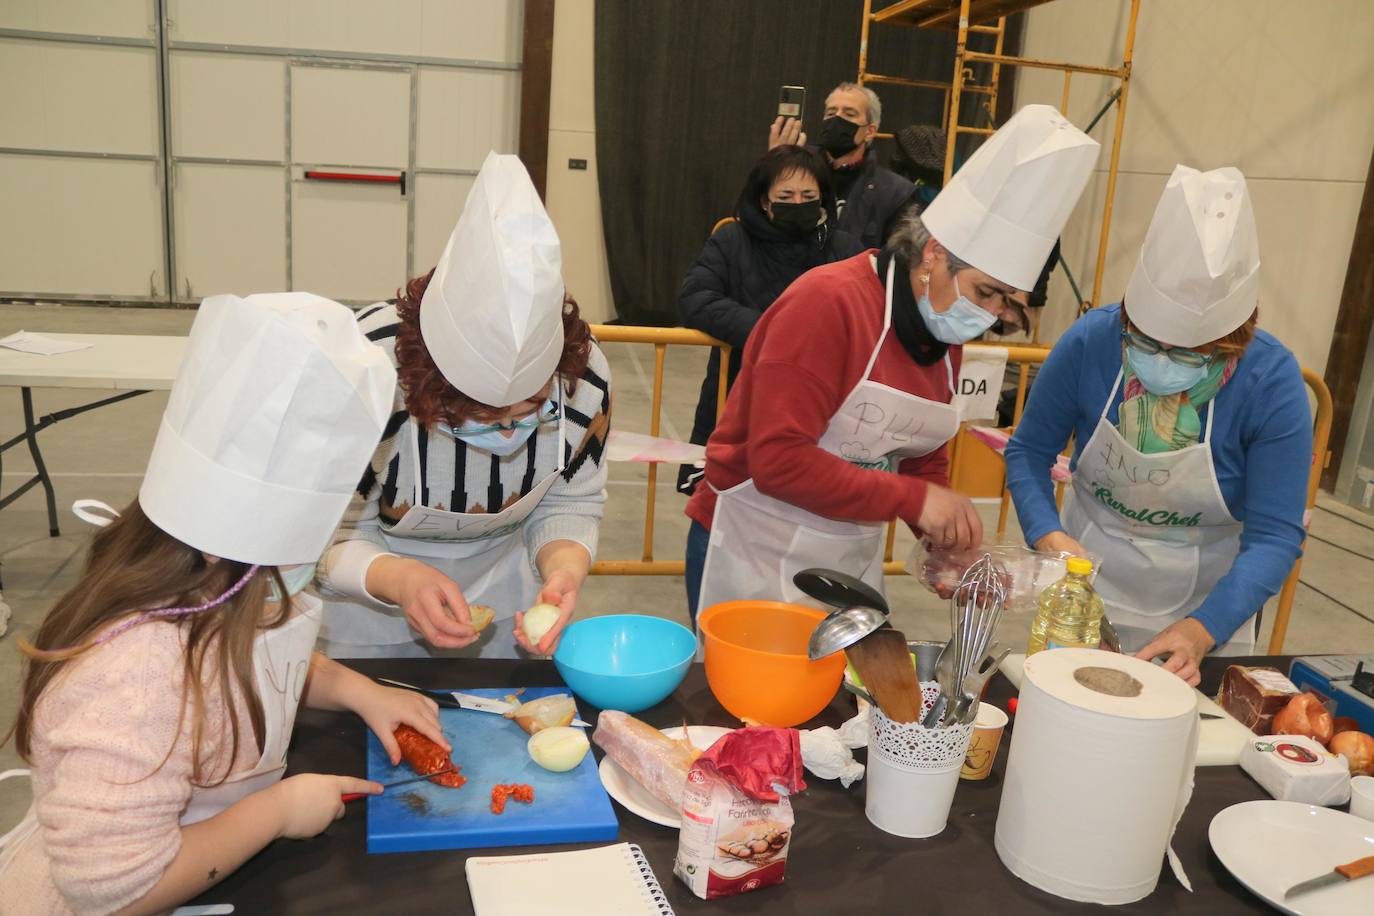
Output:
[1329, 730, 1374, 777]
[508, 694, 577, 735]
[1271, 693, 1334, 746]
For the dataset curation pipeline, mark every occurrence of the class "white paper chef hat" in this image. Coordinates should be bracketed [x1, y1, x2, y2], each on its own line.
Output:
[420, 151, 564, 407]
[921, 104, 1099, 290]
[140, 293, 396, 566]
[1124, 165, 1260, 347]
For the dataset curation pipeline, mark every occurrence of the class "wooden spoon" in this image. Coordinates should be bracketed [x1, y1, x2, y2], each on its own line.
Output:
[845, 627, 924, 723]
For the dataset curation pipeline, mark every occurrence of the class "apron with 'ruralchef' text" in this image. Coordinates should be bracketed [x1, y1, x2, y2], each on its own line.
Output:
[1061, 369, 1251, 654]
[697, 257, 962, 613]
[319, 387, 566, 654]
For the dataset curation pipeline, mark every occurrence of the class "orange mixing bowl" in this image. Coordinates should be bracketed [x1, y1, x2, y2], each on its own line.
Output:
[698, 600, 845, 727]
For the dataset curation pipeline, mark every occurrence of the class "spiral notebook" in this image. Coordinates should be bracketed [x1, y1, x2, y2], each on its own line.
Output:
[465, 843, 675, 916]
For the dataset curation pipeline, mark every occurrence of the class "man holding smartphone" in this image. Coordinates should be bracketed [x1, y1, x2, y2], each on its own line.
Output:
[768, 82, 919, 249]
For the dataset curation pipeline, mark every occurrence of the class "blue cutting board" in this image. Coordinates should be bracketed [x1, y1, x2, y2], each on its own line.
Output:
[364, 687, 618, 854]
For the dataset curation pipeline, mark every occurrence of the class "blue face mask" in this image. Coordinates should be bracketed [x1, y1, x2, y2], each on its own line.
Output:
[1126, 347, 1207, 396]
[440, 398, 557, 457]
[917, 275, 998, 345]
[267, 563, 317, 603]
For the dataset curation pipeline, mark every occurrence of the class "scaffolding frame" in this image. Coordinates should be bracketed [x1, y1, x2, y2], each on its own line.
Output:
[857, 0, 1143, 314]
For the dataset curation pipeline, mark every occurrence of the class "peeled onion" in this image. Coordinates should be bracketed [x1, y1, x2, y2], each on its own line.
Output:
[522, 603, 561, 645]
[527, 726, 590, 772]
[507, 693, 576, 735]
[1271, 693, 1334, 745]
[1329, 730, 1374, 777]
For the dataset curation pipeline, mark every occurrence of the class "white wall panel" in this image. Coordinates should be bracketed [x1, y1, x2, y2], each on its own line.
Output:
[283, 1, 421, 58]
[174, 164, 286, 298]
[413, 172, 474, 273]
[546, 129, 614, 323]
[292, 181, 407, 302]
[169, 0, 522, 63]
[0, 40, 158, 154]
[418, 0, 522, 63]
[0, 0, 152, 39]
[416, 68, 519, 170]
[0, 156, 163, 297]
[291, 65, 410, 168]
[170, 53, 285, 161]
[165, 0, 290, 48]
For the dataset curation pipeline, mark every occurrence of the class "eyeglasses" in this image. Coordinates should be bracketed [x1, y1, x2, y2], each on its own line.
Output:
[450, 401, 560, 437]
[1122, 328, 1212, 368]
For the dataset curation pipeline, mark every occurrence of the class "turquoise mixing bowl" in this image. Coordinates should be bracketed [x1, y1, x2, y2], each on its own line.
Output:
[553, 615, 696, 713]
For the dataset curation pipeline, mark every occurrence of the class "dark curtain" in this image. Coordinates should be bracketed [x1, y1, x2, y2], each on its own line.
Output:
[594, 1, 1022, 325]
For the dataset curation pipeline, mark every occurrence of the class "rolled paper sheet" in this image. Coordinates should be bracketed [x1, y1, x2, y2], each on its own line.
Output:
[995, 648, 1198, 904]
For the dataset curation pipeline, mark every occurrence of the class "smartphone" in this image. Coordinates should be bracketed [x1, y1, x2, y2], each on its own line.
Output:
[778, 85, 806, 120]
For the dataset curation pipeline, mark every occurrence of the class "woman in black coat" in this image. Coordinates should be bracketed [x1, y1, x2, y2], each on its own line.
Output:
[677, 145, 865, 494]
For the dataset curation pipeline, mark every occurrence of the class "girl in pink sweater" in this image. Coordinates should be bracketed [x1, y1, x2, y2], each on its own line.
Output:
[0, 292, 448, 915]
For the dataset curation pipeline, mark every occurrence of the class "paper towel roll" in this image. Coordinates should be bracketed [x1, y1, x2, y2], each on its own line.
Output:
[994, 649, 1198, 905]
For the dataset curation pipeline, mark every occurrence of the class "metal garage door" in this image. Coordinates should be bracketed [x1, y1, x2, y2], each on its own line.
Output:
[1, 0, 523, 306]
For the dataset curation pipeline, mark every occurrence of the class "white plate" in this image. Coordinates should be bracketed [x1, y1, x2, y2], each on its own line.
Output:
[1208, 800, 1374, 915]
[598, 725, 733, 828]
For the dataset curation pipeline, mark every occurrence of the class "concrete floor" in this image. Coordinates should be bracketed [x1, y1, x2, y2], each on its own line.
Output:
[3, 303, 1374, 831]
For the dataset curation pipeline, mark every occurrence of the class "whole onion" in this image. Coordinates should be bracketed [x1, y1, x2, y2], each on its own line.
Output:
[1329, 730, 1374, 777]
[1271, 693, 1334, 745]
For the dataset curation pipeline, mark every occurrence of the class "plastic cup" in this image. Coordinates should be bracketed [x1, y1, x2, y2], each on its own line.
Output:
[960, 702, 1009, 781]
[1352, 775, 1374, 822]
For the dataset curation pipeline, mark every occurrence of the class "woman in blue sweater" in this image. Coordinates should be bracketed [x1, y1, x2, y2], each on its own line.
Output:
[1005, 166, 1311, 685]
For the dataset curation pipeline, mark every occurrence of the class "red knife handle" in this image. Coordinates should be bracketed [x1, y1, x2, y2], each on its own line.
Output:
[1336, 855, 1374, 880]
[341, 792, 369, 803]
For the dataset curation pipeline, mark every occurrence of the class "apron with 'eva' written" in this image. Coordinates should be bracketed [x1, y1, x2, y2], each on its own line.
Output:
[320, 386, 567, 653]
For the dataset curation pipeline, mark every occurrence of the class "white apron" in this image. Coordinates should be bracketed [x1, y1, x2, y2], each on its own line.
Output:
[0, 595, 320, 878]
[321, 389, 567, 655]
[1061, 369, 1251, 654]
[697, 257, 962, 612]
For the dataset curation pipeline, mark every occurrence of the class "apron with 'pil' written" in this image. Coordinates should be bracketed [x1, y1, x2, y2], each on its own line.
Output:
[697, 257, 962, 612]
[320, 387, 566, 653]
[1061, 369, 1251, 654]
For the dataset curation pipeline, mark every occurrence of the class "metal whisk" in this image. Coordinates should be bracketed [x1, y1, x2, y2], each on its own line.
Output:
[924, 553, 1010, 727]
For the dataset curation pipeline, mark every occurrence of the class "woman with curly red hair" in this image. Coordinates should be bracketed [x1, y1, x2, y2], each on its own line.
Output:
[316, 153, 612, 659]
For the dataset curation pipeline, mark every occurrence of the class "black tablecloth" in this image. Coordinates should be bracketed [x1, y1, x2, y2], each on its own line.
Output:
[190, 657, 1279, 914]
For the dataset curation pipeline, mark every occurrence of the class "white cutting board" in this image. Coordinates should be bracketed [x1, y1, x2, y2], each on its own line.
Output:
[999, 653, 1252, 766]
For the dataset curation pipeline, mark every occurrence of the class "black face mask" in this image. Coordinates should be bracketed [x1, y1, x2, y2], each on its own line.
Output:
[768, 200, 823, 237]
[818, 115, 863, 158]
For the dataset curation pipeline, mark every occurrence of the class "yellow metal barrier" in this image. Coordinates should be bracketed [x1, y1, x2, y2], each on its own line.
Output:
[588, 325, 728, 576]
[587, 326, 1332, 653]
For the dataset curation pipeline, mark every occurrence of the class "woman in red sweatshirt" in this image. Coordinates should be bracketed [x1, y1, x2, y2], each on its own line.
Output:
[684, 105, 1100, 619]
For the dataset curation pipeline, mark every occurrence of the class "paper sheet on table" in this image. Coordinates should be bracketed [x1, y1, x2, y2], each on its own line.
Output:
[606, 429, 705, 464]
[0, 331, 93, 356]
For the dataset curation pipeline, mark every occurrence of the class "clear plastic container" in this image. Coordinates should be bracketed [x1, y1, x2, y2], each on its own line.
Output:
[1026, 557, 1104, 655]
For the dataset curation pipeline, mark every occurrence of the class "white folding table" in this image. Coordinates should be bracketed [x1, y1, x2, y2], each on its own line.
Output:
[0, 333, 186, 537]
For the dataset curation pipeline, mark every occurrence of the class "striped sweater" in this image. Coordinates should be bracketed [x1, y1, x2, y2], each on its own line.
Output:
[317, 303, 611, 644]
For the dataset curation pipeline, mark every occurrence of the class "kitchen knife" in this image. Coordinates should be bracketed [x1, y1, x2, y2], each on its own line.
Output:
[342, 767, 456, 802]
[1283, 854, 1374, 899]
[376, 678, 588, 725]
